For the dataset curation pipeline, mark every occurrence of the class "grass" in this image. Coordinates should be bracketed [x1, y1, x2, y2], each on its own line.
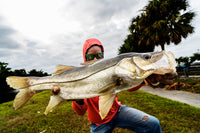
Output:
[173, 78, 200, 94]
[0, 90, 200, 133]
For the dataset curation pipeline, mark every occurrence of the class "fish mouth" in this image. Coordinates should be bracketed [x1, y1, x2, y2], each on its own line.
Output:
[152, 51, 176, 74]
[132, 51, 176, 76]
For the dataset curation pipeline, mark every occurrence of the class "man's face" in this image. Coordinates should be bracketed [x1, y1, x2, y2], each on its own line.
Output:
[86, 46, 103, 61]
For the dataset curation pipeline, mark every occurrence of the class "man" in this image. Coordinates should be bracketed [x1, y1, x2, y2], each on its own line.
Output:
[71, 38, 177, 133]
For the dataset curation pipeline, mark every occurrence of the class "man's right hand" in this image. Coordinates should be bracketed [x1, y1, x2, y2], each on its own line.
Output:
[75, 99, 84, 105]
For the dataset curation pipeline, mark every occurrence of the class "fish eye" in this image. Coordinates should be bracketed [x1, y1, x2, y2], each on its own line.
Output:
[143, 54, 151, 60]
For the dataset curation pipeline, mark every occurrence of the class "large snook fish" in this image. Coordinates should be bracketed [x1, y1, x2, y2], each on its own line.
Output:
[6, 51, 176, 119]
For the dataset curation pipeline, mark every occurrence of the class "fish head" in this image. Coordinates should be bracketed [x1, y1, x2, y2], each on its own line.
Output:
[132, 50, 176, 75]
[115, 51, 177, 80]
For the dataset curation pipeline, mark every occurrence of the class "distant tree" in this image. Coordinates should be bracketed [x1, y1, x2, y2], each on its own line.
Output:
[28, 69, 49, 77]
[12, 69, 27, 76]
[193, 53, 200, 60]
[182, 57, 190, 67]
[175, 58, 182, 67]
[0, 62, 11, 73]
[0, 62, 12, 92]
[175, 53, 200, 67]
[0, 61, 49, 103]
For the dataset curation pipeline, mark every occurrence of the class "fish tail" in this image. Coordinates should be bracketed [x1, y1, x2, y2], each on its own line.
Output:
[6, 76, 35, 110]
[6, 76, 31, 89]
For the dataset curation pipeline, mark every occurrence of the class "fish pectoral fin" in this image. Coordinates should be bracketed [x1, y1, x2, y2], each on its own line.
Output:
[44, 95, 64, 115]
[99, 93, 116, 120]
[52, 65, 75, 75]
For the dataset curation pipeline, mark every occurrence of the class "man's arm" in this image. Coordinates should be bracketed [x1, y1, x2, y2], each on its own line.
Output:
[127, 84, 144, 92]
[72, 100, 88, 116]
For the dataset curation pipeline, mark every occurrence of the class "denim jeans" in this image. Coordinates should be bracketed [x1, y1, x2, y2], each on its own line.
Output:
[90, 105, 162, 133]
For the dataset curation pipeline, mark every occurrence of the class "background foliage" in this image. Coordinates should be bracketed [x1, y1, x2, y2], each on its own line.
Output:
[119, 0, 195, 54]
[0, 61, 49, 103]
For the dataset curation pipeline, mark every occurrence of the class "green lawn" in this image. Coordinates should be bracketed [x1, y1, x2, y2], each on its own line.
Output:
[0, 90, 199, 133]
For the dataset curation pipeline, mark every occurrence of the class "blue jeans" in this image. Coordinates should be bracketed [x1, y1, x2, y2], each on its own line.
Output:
[90, 105, 161, 133]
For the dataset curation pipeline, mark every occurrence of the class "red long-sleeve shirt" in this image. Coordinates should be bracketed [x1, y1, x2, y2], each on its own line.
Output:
[72, 84, 143, 125]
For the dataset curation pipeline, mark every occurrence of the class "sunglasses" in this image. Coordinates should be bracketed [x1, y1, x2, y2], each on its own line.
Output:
[85, 52, 104, 61]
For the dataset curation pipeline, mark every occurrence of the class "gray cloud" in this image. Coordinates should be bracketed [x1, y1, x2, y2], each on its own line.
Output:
[0, 49, 11, 57]
[0, 17, 21, 49]
[63, 0, 141, 28]
[92, 0, 140, 19]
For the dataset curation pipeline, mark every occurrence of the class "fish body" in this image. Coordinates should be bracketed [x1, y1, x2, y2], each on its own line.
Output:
[6, 51, 176, 119]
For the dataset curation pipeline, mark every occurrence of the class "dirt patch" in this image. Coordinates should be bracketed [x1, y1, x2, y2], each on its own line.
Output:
[166, 82, 191, 90]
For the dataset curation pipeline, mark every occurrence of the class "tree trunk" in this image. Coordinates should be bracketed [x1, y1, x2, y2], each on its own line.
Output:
[161, 44, 165, 50]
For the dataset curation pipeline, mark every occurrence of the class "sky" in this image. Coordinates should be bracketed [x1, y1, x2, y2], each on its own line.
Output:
[0, 0, 199, 73]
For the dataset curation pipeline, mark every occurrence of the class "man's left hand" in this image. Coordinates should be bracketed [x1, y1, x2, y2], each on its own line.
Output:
[144, 72, 178, 88]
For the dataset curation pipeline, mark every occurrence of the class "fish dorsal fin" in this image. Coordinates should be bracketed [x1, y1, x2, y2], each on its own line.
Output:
[80, 59, 102, 66]
[99, 93, 116, 120]
[52, 65, 75, 75]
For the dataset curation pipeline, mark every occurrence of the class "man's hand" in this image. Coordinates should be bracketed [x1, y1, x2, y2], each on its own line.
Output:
[144, 72, 178, 88]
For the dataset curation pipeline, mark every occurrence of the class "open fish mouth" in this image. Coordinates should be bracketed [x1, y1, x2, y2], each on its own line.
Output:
[132, 51, 176, 75]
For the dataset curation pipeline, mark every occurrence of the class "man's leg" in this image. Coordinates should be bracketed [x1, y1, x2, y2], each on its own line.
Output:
[90, 123, 113, 133]
[113, 105, 162, 133]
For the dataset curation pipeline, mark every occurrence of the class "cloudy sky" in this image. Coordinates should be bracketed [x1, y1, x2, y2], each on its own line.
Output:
[0, 0, 199, 73]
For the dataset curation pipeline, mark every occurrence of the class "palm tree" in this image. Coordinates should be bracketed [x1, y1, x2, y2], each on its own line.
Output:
[118, 33, 154, 54]
[130, 0, 195, 50]
[119, 16, 154, 54]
